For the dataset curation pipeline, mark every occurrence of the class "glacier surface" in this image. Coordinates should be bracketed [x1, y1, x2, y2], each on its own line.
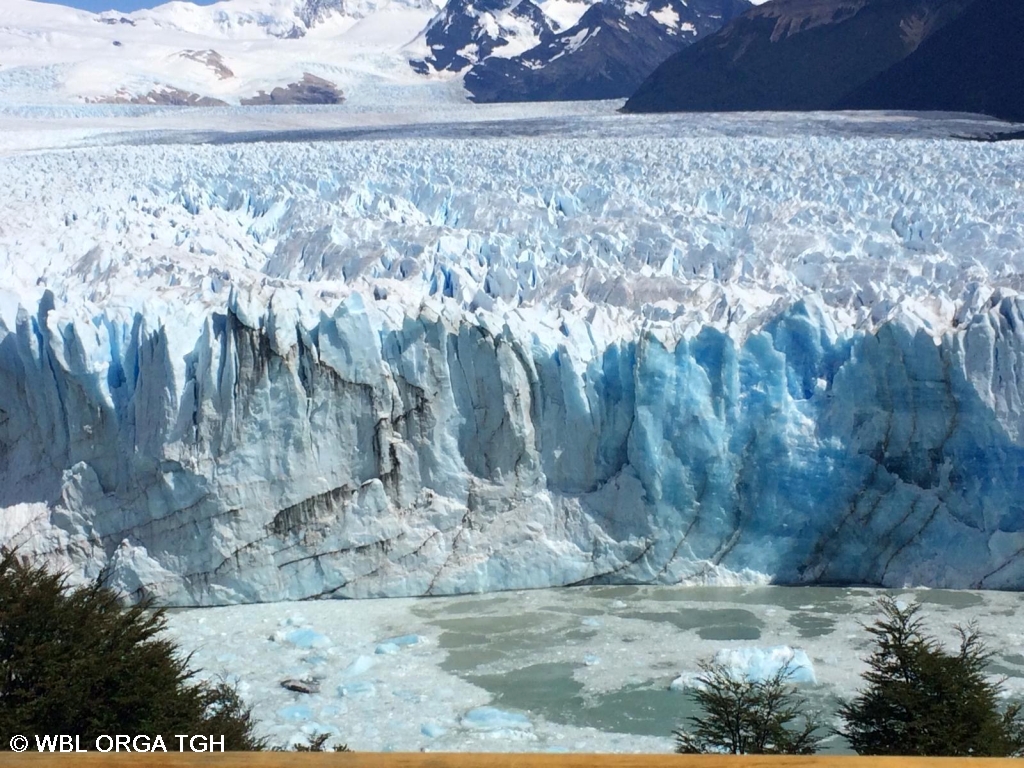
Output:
[2, 109, 1024, 604]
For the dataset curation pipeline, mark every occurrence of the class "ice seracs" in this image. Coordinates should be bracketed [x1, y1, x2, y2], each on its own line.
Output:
[2, 113, 1024, 604]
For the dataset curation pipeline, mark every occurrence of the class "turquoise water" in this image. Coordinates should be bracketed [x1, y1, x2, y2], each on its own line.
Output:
[410, 585, 1023, 752]
[165, 584, 1024, 752]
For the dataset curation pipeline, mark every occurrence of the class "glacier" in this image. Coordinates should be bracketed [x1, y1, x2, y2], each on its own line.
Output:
[2, 109, 1024, 604]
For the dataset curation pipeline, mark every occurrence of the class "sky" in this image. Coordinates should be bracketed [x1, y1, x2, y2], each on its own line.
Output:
[34, 0, 772, 12]
[33, 0, 772, 13]
[33, 0, 219, 11]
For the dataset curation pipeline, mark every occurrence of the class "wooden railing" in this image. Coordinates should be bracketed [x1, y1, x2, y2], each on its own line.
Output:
[1, 754, 1020, 767]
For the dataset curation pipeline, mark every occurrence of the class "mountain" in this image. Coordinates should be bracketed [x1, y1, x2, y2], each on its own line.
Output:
[409, 0, 554, 75]
[839, 0, 1024, 122]
[0, 0, 444, 107]
[1, 0, 751, 107]
[623, 0, 974, 113]
[111, 0, 414, 39]
[464, 0, 752, 102]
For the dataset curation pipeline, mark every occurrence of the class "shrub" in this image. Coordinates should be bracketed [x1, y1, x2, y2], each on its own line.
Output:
[0, 548, 264, 750]
[838, 596, 1024, 756]
[291, 732, 351, 752]
[673, 657, 824, 754]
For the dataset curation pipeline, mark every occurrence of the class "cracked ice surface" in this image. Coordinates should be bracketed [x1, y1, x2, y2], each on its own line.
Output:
[2, 110, 1024, 604]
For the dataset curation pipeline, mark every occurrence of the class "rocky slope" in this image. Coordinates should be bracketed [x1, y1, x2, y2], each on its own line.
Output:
[623, 0, 975, 113]
[839, 0, 1024, 122]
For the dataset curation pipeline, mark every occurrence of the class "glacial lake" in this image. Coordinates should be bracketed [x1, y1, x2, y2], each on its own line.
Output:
[162, 586, 1024, 753]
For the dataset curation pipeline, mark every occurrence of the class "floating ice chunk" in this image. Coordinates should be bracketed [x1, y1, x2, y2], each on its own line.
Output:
[461, 706, 532, 731]
[380, 633, 425, 647]
[581, 617, 602, 627]
[420, 723, 446, 738]
[393, 689, 424, 703]
[584, 654, 600, 666]
[284, 628, 331, 649]
[376, 633, 425, 654]
[669, 674, 694, 691]
[341, 655, 375, 677]
[277, 704, 314, 722]
[717, 646, 816, 684]
[671, 646, 816, 690]
[338, 680, 376, 697]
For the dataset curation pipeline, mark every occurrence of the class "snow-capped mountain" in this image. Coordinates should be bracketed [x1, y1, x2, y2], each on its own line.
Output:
[410, 0, 554, 74]
[463, 0, 751, 101]
[111, 0, 431, 39]
[0, 0, 446, 106]
[0, 0, 747, 106]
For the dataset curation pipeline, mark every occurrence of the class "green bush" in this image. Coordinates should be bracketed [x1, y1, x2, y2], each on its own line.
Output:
[291, 732, 351, 752]
[673, 657, 824, 754]
[838, 596, 1024, 756]
[0, 548, 264, 750]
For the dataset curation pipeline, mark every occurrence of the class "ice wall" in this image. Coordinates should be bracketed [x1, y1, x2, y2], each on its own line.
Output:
[2, 126, 1024, 604]
[3, 287, 1024, 604]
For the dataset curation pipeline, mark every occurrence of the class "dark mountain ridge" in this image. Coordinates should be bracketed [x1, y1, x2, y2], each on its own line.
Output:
[412, 0, 750, 102]
[623, 0, 980, 114]
[839, 0, 1024, 122]
[467, 0, 751, 102]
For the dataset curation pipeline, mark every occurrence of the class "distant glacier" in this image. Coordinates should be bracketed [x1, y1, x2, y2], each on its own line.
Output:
[1, 110, 1023, 604]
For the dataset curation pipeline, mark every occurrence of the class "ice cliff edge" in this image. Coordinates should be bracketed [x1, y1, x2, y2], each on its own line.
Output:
[2, 131, 1023, 604]
[3, 286, 1024, 604]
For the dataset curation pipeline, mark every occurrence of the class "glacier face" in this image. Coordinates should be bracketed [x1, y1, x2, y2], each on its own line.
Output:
[2, 113, 1024, 604]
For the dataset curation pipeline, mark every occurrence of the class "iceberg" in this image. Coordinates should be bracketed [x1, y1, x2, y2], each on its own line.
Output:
[715, 646, 816, 685]
[338, 681, 376, 697]
[284, 629, 332, 649]
[461, 706, 533, 731]
[669, 646, 816, 689]
[421, 722, 447, 738]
